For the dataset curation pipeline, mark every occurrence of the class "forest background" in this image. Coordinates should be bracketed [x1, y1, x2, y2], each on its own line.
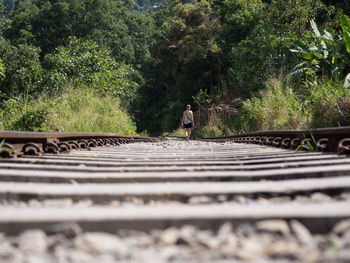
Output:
[0, 0, 350, 137]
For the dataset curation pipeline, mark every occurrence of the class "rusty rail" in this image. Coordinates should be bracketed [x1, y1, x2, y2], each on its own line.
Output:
[199, 126, 350, 154]
[0, 130, 156, 158]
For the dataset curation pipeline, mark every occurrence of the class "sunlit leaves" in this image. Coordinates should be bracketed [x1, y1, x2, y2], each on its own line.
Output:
[289, 19, 343, 81]
[0, 42, 43, 98]
[5, 0, 138, 63]
[340, 15, 350, 54]
[344, 73, 350, 88]
[0, 58, 4, 78]
[44, 37, 139, 103]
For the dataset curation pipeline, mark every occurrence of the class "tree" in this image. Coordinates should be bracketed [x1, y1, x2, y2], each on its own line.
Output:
[136, 0, 166, 11]
[0, 42, 43, 98]
[135, 0, 224, 132]
[289, 19, 344, 82]
[262, 0, 334, 37]
[44, 37, 140, 105]
[214, 0, 264, 51]
[126, 10, 159, 67]
[2, 0, 16, 15]
[213, 0, 338, 96]
[0, 2, 9, 33]
[6, 0, 137, 63]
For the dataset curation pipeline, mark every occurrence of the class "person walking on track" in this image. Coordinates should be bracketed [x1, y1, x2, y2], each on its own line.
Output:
[182, 104, 194, 141]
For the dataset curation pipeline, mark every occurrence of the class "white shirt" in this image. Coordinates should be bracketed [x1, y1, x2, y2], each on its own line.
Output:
[183, 110, 193, 124]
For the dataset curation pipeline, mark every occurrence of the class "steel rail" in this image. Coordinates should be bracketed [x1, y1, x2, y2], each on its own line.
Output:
[0, 130, 157, 158]
[199, 126, 350, 154]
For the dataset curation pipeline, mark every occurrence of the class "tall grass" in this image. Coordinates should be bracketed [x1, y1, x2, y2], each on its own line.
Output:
[307, 79, 350, 128]
[227, 77, 350, 134]
[228, 78, 310, 133]
[165, 77, 350, 137]
[0, 85, 136, 134]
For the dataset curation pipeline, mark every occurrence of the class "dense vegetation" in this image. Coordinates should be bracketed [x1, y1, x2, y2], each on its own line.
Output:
[1, 0, 350, 135]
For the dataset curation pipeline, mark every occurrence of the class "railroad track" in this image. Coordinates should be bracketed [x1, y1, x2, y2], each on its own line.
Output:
[0, 129, 350, 262]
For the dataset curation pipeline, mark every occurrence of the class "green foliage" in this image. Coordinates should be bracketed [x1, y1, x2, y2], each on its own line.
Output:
[295, 138, 315, 152]
[136, 0, 224, 132]
[217, 0, 334, 96]
[345, 73, 350, 88]
[289, 19, 344, 82]
[42, 87, 137, 134]
[262, 0, 333, 38]
[162, 126, 184, 137]
[228, 25, 273, 95]
[0, 96, 50, 131]
[2, 0, 15, 15]
[307, 79, 350, 127]
[0, 85, 137, 134]
[228, 79, 309, 133]
[0, 2, 9, 28]
[136, 0, 165, 12]
[0, 42, 43, 98]
[1, 0, 350, 135]
[5, 0, 156, 65]
[191, 123, 223, 139]
[126, 11, 158, 67]
[340, 14, 350, 88]
[0, 58, 4, 78]
[340, 15, 350, 54]
[215, 0, 264, 47]
[228, 77, 350, 133]
[44, 37, 140, 104]
[0, 138, 16, 157]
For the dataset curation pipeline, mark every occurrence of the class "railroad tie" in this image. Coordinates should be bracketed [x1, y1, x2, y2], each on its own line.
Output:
[0, 134, 350, 262]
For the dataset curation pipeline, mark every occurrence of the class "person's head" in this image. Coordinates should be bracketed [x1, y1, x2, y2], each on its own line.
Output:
[186, 104, 191, 110]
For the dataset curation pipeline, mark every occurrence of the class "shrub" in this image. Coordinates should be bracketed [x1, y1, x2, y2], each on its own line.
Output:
[0, 97, 50, 131]
[0, 42, 43, 98]
[191, 124, 223, 138]
[228, 78, 310, 133]
[308, 79, 350, 127]
[0, 85, 137, 134]
[44, 37, 141, 106]
[163, 127, 185, 137]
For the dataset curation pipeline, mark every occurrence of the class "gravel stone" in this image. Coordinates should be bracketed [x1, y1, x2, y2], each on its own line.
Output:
[48, 222, 82, 238]
[310, 192, 332, 203]
[235, 236, 264, 262]
[256, 220, 290, 236]
[333, 219, 350, 236]
[75, 199, 93, 207]
[23, 252, 53, 263]
[42, 198, 73, 207]
[17, 230, 48, 252]
[28, 199, 42, 208]
[74, 232, 127, 254]
[0, 241, 23, 263]
[68, 249, 94, 263]
[160, 227, 180, 245]
[339, 192, 350, 201]
[233, 195, 247, 204]
[188, 195, 214, 204]
[290, 220, 314, 245]
[1, 219, 350, 262]
[177, 225, 201, 247]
